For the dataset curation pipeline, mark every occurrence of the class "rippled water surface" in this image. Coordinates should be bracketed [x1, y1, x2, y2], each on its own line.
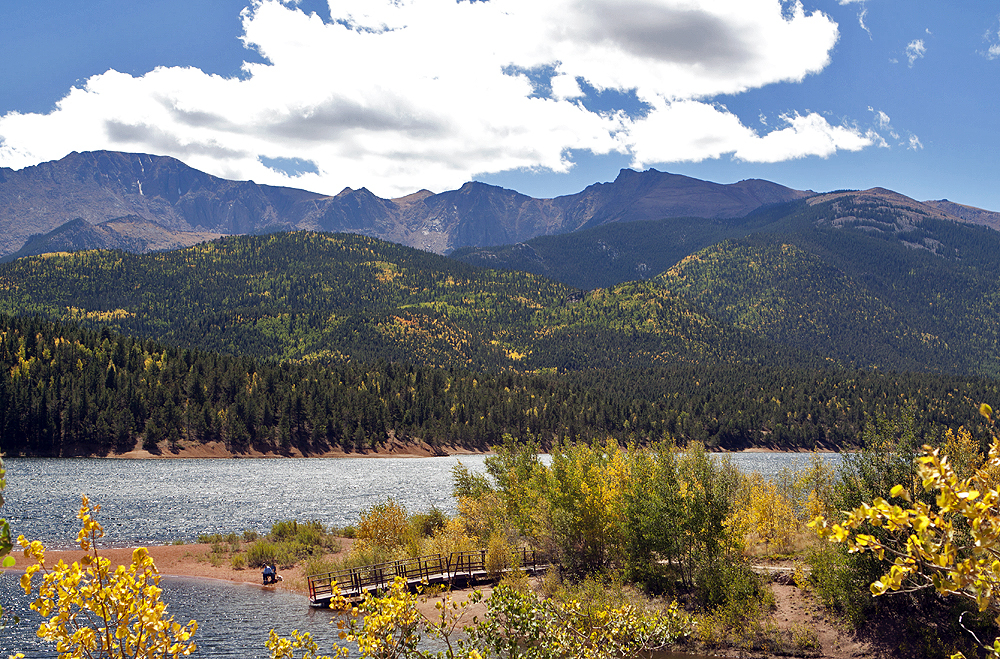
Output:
[3, 455, 491, 547]
[724, 450, 843, 478]
[1, 452, 842, 657]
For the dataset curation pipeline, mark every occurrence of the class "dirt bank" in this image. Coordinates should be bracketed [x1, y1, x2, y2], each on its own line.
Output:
[108, 438, 488, 459]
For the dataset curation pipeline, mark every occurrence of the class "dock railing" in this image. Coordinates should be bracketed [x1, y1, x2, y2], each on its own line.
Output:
[307, 548, 540, 606]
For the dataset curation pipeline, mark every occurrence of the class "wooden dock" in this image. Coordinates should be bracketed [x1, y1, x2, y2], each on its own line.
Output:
[306, 548, 543, 607]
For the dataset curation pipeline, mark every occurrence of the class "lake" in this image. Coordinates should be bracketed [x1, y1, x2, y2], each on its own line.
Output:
[0, 452, 842, 657]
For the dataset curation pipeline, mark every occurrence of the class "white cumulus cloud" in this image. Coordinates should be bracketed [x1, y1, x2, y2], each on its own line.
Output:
[0, 0, 875, 197]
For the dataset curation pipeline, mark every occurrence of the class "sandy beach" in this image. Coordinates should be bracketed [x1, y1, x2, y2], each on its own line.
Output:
[3, 542, 319, 595]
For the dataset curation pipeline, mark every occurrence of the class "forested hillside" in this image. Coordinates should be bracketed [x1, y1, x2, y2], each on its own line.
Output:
[462, 189, 1000, 378]
[0, 231, 808, 372]
[2, 314, 996, 457]
[660, 196, 1000, 377]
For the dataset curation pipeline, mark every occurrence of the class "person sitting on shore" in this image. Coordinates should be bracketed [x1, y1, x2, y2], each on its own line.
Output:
[263, 564, 275, 585]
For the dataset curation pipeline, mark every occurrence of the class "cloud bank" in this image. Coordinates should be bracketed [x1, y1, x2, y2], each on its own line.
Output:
[0, 0, 876, 197]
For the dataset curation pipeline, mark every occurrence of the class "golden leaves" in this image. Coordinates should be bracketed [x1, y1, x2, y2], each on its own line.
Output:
[812, 411, 1000, 637]
[16, 496, 198, 659]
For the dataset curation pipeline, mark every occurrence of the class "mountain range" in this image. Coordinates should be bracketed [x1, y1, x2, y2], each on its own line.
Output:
[1, 150, 817, 260]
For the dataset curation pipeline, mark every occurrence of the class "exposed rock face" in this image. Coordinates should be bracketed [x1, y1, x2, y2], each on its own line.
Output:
[0, 150, 814, 259]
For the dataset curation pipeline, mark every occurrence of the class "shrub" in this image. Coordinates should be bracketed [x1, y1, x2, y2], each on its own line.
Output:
[357, 498, 411, 551]
[694, 557, 773, 627]
[484, 532, 519, 579]
[231, 553, 246, 570]
[728, 471, 798, 554]
[270, 519, 300, 541]
[246, 540, 278, 568]
[303, 555, 340, 577]
[411, 506, 448, 538]
[198, 532, 227, 544]
[294, 522, 323, 548]
[424, 518, 475, 557]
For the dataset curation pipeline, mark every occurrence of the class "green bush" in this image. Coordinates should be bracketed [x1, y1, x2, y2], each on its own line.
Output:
[198, 533, 228, 544]
[231, 553, 246, 570]
[246, 540, 278, 568]
[295, 523, 323, 548]
[805, 544, 867, 625]
[411, 506, 448, 538]
[270, 519, 300, 541]
[694, 557, 773, 629]
[271, 519, 326, 547]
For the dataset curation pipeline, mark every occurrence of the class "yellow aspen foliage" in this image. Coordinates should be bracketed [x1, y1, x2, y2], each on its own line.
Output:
[265, 628, 338, 659]
[268, 577, 485, 659]
[337, 578, 422, 659]
[543, 438, 628, 572]
[810, 404, 1000, 658]
[795, 453, 837, 521]
[484, 532, 519, 580]
[424, 518, 476, 557]
[455, 491, 504, 543]
[357, 498, 411, 553]
[268, 576, 690, 659]
[16, 496, 197, 659]
[729, 472, 797, 552]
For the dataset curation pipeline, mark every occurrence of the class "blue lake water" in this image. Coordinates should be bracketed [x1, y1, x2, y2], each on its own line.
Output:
[0, 452, 842, 657]
[2, 455, 493, 548]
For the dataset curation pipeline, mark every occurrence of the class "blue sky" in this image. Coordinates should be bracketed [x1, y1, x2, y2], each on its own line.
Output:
[2, 1, 999, 210]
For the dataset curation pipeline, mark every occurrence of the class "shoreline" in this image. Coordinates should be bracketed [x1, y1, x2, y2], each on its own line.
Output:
[2, 539, 497, 630]
[6, 440, 847, 460]
[14, 438, 492, 460]
[1, 542, 317, 597]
